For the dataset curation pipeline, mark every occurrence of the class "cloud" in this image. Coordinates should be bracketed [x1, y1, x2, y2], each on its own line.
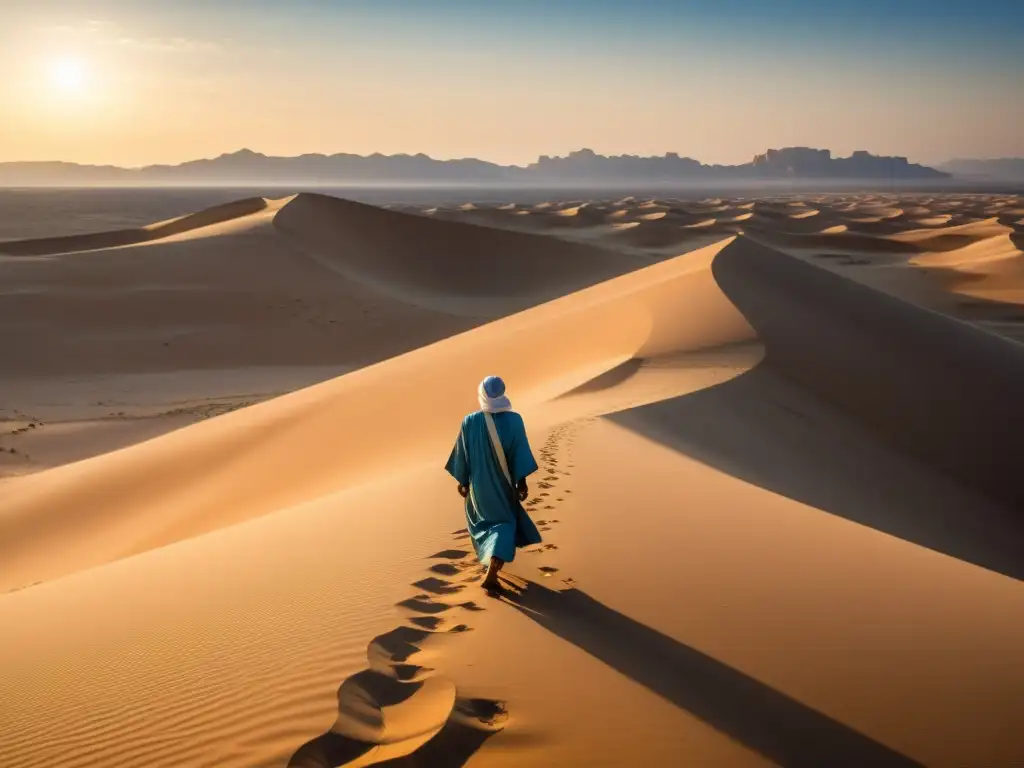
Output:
[115, 35, 222, 53]
[38, 19, 221, 54]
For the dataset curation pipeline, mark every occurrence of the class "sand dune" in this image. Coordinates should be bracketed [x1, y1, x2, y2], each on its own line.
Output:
[0, 235, 753, 591]
[1, 191, 1023, 768]
[272, 194, 647, 313]
[0, 194, 651, 476]
[0, 197, 271, 256]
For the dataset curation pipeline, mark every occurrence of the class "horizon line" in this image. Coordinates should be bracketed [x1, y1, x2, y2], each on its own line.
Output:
[0, 145, 982, 170]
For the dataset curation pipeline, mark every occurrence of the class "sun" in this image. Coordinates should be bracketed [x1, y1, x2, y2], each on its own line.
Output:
[50, 58, 87, 93]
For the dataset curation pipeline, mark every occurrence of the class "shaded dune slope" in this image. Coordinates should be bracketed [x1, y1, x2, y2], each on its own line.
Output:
[274, 194, 648, 304]
[713, 236, 1024, 521]
[596, 235, 1024, 576]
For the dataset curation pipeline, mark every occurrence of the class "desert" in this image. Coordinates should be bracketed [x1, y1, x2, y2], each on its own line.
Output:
[1, 186, 1023, 767]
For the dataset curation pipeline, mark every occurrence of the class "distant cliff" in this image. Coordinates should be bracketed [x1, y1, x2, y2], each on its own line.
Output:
[749, 147, 943, 179]
[0, 146, 950, 186]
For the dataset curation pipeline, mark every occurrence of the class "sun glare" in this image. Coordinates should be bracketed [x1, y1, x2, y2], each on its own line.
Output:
[50, 58, 87, 93]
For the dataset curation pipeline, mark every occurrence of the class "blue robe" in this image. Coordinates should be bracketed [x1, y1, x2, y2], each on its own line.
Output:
[445, 411, 542, 564]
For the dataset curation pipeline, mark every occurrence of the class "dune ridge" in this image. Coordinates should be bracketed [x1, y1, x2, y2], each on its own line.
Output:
[0, 197, 271, 256]
[0, 234, 753, 592]
[422, 191, 1024, 343]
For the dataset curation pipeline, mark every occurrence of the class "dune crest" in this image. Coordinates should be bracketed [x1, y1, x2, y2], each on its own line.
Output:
[0, 234, 755, 591]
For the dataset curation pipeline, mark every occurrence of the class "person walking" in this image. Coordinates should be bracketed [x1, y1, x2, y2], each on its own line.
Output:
[445, 376, 542, 591]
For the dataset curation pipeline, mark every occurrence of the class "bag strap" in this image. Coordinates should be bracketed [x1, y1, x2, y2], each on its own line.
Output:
[483, 411, 516, 493]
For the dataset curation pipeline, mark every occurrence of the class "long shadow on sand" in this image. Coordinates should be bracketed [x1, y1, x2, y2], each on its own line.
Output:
[647, 235, 1024, 580]
[606, 364, 1024, 581]
[502, 580, 922, 768]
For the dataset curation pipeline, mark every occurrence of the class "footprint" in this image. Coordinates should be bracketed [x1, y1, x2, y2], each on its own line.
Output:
[429, 549, 470, 560]
[405, 616, 474, 633]
[336, 670, 455, 744]
[375, 698, 509, 766]
[406, 616, 446, 631]
[411, 578, 465, 597]
[397, 597, 459, 615]
[367, 626, 461, 682]
[286, 672, 462, 766]
[428, 563, 462, 577]
[450, 698, 509, 732]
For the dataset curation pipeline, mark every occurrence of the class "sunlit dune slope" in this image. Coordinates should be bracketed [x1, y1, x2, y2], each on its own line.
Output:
[0, 235, 753, 592]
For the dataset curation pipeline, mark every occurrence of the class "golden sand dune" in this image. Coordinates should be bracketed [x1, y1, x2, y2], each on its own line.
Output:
[744, 224, 920, 253]
[0, 197, 271, 256]
[1, 192, 1023, 768]
[683, 217, 721, 228]
[0, 195, 650, 478]
[0, 194, 646, 380]
[913, 214, 953, 226]
[912, 230, 1022, 270]
[886, 217, 1009, 250]
[272, 195, 646, 310]
[0, 235, 753, 592]
[387, 192, 1024, 330]
[606, 218, 739, 251]
[384, 193, 1024, 341]
[913, 232, 1024, 306]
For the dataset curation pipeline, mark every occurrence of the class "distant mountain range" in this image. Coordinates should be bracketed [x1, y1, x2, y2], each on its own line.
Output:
[936, 158, 1024, 181]
[0, 146, 954, 186]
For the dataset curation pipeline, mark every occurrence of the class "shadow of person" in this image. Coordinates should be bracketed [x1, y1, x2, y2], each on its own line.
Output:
[500, 580, 923, 768]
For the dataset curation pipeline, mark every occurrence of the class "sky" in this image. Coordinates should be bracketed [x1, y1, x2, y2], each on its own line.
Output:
[1, 0, 1022, 167]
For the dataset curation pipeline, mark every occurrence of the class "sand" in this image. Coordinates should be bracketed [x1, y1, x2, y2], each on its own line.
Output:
[1, 190, 1022, 768]
[0, 193, 648, 478]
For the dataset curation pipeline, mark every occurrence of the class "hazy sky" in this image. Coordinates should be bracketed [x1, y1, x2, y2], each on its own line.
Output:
[2, 0, 1022, 167]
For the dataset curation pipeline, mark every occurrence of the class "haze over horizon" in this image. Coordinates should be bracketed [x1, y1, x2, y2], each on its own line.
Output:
[3, 0, 1023, 169]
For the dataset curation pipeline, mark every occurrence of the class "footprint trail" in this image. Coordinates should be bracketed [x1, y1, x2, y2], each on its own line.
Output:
[288, 419, 586, 766]
[288, 554, 505, 766]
